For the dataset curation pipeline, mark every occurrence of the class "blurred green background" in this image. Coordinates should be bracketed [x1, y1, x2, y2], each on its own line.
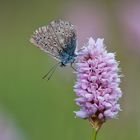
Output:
[0, 0, 140, 140]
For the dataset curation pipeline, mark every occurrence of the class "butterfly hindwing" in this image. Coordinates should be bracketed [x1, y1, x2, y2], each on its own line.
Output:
[51, 19, 77, 50]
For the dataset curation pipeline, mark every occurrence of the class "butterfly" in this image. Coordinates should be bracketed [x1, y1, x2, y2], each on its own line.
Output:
[30, 19, 77, 80]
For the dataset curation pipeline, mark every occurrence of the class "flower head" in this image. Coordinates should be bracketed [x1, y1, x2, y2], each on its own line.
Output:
[74, 37, 122, 130]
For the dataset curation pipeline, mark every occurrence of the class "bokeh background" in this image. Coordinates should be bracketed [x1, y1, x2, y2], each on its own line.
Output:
[0, 0, 140, 140]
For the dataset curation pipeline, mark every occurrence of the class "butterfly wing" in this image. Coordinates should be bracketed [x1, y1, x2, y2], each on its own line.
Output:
[30, 19, 77, 61]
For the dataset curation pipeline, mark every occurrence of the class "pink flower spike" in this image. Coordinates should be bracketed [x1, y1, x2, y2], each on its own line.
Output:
[74, 37, 122, 130]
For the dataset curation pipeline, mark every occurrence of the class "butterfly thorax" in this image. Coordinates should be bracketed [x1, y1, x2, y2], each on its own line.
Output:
[59, 52, 76, 66]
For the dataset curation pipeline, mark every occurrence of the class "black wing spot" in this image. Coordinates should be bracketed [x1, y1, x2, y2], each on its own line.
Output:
[53, 42, 57, 45]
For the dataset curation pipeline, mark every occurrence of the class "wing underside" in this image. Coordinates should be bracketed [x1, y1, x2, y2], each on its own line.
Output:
[30, 19, 77, 61]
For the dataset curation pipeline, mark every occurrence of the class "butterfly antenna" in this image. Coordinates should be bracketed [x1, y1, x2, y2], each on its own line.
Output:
[70, 62, 76, 71]
[46, 66, 58, 81]
[42, 62, 61, 80]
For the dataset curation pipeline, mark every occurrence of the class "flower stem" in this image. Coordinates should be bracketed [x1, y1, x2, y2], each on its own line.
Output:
[93, 128, 98, 140]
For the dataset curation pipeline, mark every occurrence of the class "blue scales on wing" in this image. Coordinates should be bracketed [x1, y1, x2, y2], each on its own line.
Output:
[30, 19, 77, 66]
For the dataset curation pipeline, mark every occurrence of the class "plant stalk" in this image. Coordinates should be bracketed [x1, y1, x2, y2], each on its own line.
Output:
[93, 128, 98, 140]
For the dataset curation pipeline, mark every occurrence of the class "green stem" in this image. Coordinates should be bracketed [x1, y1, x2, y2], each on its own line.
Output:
[93, 129, 98, 140]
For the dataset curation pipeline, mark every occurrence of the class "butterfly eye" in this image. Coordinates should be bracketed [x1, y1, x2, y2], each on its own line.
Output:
[69, 33, 72, 36]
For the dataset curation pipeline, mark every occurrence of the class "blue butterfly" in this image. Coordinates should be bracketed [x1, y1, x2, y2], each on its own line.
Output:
[30, 19, 77, 80]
